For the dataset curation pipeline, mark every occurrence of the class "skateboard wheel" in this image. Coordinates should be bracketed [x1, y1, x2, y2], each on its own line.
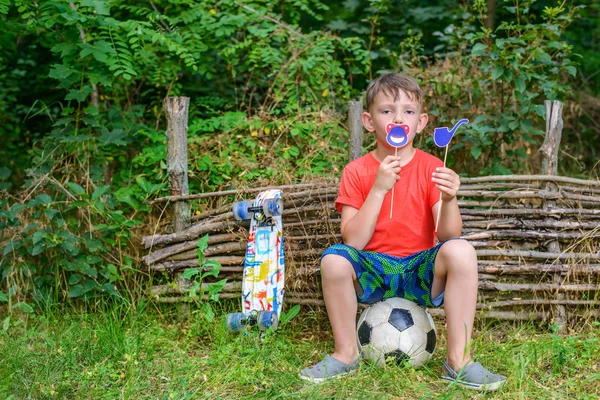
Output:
[257, 311, 279, 330]
[262, 198, 283, 217]
[226, 312, 245, 331]
[232, 200, 253, 221]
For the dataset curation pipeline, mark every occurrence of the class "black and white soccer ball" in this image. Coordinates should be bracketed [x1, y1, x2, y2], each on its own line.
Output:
[357, 297, 437, 368]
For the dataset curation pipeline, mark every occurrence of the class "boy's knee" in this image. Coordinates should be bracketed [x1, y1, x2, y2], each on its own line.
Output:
[320, 254, 354, 280]
[438, 239, 477, 264]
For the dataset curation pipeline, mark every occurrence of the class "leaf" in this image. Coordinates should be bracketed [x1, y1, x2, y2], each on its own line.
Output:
[99, 128, 128, 146]
[327, 19, 348, 31]
[533, 49, 552, 64]
[471, 43, 486, 56]
[514, 76, 526, 93]
[202, 260, 222, 278]
[49, 64, 76, 81]
[31, 243, 45, 256]
[101, 283, 120, 296]
[135, 176, 163, 194]
[471, 146, 482, 160]
[91, 185, 110, 201]
[84, 267, 98, 278]
[65, 85, 94, 102]
[69, 274, 82, 285]
[81, 0, 110, 15]
[66, 182, 86, 196]
[0, 0, 9, 14]
[28, 193, 52, 208]
[3, 317, 9, 332]
[82, 279, 99, 293]
[280, 304, 301, 326]
[114, 187, 140, 210]
[0, 167, 11, 180]
[84, 105, 99, 116]
[0, 291, 7, 302]
[107, 264, 118, 276]
[197, 235, 209, 257]
[58, 135, 93, 143]
[32, 230, 46, 245]
[565, 66, 577, 77]
[181, 268, 199, 280]
[14, 302, 34, 313]
[491, 66, 504, 81]
[203, 303, 215, 322]
[492, 164, 513, 175]
[68, 284, 84, 297]
[207, 279, 227, 301]
[51, 42, 77, 58]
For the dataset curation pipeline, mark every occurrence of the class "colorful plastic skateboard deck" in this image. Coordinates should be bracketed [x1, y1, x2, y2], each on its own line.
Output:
[227, 189, 284, 331]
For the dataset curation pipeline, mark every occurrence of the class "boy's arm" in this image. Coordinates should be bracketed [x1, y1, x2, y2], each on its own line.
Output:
[431, 167, 463, 240]
[341, 155, 401, 249]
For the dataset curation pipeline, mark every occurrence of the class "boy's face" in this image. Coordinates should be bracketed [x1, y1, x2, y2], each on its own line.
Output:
[362, 89, 428, 151]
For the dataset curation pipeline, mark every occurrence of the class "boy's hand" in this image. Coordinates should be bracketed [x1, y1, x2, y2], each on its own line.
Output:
[373, 155, 401, 194]
[432, 167, 460, 201]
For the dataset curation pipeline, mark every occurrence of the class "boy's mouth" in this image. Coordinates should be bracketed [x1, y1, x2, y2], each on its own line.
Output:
[385, 123, 410, 148]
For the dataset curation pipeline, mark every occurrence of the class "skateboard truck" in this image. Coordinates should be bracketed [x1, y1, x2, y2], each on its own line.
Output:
[226, 309, 279, 332]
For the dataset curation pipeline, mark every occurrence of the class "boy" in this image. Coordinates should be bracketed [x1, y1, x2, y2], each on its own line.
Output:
[298, 73, 507, 391]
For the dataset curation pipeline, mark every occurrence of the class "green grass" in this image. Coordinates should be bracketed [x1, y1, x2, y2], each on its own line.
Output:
[1, 303, 599, 399]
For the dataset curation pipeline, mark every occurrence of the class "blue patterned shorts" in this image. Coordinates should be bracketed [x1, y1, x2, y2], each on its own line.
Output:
[321, 242, 450, 307]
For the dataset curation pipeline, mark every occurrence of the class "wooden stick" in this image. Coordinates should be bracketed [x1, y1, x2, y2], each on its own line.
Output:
[435, 145, 449, 232]
[390, 147, 397, 219]
[476, 249, 600, 260]
[149, 182, 334, 204]
[460, 174, 600, 186]
[479, 281, 600, 292]
[151, 175, 600, 205]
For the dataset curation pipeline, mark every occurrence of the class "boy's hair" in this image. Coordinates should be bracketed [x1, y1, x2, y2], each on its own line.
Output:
[365, 73, 422, 111]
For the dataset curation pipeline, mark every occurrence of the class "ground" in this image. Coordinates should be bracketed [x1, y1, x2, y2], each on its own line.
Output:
[0, 302, 599, 399]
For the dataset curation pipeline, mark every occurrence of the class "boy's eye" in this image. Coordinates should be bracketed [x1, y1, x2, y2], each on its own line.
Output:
[382, 110, 392, 114]
[405, 110, 415, 115]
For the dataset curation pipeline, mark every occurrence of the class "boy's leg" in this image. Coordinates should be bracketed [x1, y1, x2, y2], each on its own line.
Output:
[431, 239, 478, 370]
[298, 253, 360, 382]
[432, 239, 506, 390]
[320, 254, 360, 365]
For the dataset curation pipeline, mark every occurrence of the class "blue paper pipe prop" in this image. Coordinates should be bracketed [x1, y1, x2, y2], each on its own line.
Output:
[433, 118, 469, 147]
[433, 118, 469, 233]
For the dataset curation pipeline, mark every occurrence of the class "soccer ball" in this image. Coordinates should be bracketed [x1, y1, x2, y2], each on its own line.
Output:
[357, 297, 437, 368]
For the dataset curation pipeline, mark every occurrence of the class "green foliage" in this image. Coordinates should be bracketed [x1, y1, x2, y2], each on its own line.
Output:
[0, 182, 145, 308]
[404, 0, 581, 174]
[178, 235, 226, 322]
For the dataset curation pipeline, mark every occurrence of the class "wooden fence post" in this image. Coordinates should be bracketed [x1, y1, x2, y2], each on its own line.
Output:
[348, 101, 364, 162]
[164, 97, 191, 233]
[539, 100, 566, 332]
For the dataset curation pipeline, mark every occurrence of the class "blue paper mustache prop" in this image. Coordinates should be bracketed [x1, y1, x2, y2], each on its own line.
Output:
[433, 119, 469, 147]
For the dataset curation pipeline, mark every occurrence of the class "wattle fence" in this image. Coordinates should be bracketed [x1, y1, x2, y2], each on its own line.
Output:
[142, 98, 600, 331]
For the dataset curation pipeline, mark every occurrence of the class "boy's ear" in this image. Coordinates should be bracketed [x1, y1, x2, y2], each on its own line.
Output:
[417, 112, 429, 133]
[362, 112, 375, 132]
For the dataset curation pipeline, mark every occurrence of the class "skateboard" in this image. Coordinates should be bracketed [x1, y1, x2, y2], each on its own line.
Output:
[226, 189, 284, 331]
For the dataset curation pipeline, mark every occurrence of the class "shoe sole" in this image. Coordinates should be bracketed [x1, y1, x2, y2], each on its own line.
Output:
[441, 375, 506, 392]
[298, 369, 356, 384]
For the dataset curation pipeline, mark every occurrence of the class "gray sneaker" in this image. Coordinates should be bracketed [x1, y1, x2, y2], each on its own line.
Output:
[441, 359, 507, 391]
[298, 355, 359, 383]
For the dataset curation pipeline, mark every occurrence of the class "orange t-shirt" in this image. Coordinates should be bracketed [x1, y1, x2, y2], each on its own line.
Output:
[335, 149, 443, 257]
